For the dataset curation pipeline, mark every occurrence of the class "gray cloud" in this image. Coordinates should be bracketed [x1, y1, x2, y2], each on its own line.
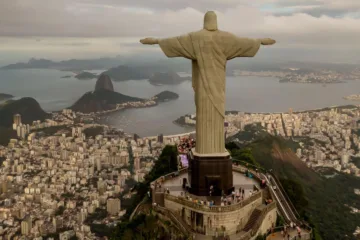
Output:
[0, 0, 360, 63]
[45, 42, 92, 47]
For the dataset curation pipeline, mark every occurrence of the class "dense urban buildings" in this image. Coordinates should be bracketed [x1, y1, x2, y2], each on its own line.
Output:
[184, 106, 360, 177]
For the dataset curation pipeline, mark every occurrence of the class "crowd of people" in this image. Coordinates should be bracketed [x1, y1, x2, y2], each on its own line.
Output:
[177, 137, 196, 154]
[180, 192, 216, 207]
[279, 222, 303, 239]
[220, 187, 250, 206]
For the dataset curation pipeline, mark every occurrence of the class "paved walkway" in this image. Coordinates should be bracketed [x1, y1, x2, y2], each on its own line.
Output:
[267, 228, 309, 240]
[161, 171, 258, 196]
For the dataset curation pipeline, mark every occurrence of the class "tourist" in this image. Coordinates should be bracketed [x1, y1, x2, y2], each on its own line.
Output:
[297, 226, 301, 238]
[236, 190, 240, 200]
[290, 222, 294, 229]
[287, 234, 290, 240]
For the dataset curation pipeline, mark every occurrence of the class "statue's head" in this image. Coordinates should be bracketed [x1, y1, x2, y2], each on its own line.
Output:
[204, 11, 218, 31]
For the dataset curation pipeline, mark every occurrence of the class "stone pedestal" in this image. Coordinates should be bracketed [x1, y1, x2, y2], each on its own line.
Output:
[188, 149, 233, 196]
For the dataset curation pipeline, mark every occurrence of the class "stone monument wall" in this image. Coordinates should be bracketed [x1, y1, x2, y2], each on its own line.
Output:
[164, 193, 263, 234]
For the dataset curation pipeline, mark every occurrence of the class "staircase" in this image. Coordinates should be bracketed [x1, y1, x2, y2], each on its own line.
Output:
[154, 205, 193, 235]
[243, 208, 262, 232]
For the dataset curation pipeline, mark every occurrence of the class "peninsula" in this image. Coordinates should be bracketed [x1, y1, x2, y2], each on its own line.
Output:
[71, 74, 178, 114]
[0, 93, 14, 101]
[343, 94, 360, 101]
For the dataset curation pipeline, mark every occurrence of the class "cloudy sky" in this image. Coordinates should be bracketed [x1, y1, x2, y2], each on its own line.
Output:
[1, 0, 360, 65]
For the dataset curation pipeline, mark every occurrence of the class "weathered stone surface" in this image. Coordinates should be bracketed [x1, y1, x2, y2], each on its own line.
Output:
[140, 11, 275, 155]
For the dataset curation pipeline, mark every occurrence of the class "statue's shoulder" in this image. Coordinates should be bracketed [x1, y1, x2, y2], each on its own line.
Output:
[215, 30, 234, 37]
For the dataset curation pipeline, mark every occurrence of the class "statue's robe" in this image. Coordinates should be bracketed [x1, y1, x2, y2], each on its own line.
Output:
[159, 30, 261, 154]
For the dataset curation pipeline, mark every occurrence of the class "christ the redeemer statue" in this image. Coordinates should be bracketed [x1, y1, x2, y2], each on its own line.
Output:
[141, 11, 275, 155]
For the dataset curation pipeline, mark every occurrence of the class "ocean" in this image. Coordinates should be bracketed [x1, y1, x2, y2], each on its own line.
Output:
[0, 68, 359, 137]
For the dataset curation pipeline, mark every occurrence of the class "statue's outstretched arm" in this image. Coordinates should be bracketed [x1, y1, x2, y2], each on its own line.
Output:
[140, 38, 159, 45]
[259, 38, 276, 45]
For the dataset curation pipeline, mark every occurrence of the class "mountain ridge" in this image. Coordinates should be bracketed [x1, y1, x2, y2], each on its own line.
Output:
[0, 97, 50, 127]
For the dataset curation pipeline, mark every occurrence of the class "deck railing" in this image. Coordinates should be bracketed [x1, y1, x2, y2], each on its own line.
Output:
[164, 190, 262, 213]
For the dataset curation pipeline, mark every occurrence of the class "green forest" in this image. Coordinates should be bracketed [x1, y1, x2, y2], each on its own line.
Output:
[227, 132, 360, 240]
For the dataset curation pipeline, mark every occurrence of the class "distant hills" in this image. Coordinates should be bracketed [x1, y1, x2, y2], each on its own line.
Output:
[101, 65, 148, 81]
[74, 72, 98, 80]
[148, 72, 191, 85]
[0, 97, 50, 128]
[0, 57, 123, 71]
[71, 74, 179, 113]
[2, 57, 359, 75]
[0, 93, 14, 101]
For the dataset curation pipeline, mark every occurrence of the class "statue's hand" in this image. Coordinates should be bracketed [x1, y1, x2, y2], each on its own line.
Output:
[140, 38, 159, 45]
[260, 38, 276, 45]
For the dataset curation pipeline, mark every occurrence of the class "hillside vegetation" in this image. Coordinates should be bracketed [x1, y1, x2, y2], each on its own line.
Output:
[228, 129, 360, 240]
[0, 97, 50, 128]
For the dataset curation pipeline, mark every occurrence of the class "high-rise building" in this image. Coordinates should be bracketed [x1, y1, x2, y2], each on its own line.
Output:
[134, 134, 139, 142]
[157, 134, 164, 143]
[107, 198, 121, 215]
[21, 216, 32, 235]
[13, 114, 22, 126]
[341, 154, 349, 165]
[134, 157, 141, 171]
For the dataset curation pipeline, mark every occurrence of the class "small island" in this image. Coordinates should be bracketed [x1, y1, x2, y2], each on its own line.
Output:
[75, 71, 98, 80]
[61, 75, 72, 79]
[151, 91, 179, 102]
[148, 72, 191, 86]
[0, 93, 14, 101]
[343, 94, 360, 101]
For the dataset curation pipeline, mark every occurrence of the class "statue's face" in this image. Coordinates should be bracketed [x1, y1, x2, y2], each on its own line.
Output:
[204, 11, 218, 31]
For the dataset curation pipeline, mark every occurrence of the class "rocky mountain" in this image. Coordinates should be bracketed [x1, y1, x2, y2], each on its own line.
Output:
[71, 74, 179, 113]
[70, 74, 143, 113]
[0, 93, 14, 101]
[0, 97, 50, 128]
[70, 89, 143, 113]
[94, 74, 114, 92]
[101, 65, 149, 81]
[148, 72, 191, 85]
[74, 72, 97, 80]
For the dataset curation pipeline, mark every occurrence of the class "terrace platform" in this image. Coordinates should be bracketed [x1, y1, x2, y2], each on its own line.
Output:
[159, 170, 259, 203]
[150, 166, 277, 238]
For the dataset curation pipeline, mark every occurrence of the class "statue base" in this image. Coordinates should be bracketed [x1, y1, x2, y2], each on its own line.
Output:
[187, 149, 233, 196]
